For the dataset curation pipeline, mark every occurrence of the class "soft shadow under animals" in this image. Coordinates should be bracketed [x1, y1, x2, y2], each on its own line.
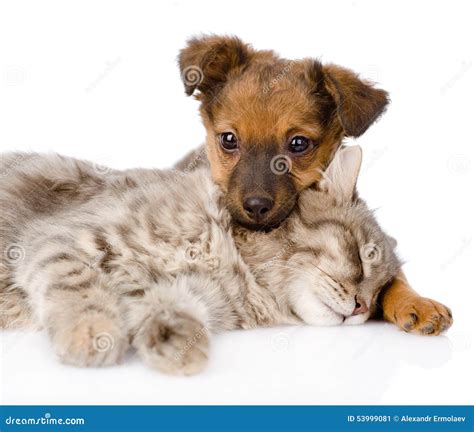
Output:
[242, 322, 454, 404]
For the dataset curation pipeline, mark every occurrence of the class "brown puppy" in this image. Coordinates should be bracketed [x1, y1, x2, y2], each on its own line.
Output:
[178, 35, 452, 335]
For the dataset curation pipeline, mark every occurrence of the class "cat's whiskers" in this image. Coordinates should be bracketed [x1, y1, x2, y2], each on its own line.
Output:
[307, 262, 353, 314]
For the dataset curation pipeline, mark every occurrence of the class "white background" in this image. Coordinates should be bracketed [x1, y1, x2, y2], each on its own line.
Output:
[0, 0, 473, 405]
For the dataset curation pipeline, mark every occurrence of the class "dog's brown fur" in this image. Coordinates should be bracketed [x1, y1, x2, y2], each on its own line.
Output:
[178, 35, 452, 335]
[179, 35, 388, 229]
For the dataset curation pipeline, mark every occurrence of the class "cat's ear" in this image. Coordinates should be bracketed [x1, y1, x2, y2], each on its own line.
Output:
[320, 146, 362, 201]
[387, 235, 398, 249]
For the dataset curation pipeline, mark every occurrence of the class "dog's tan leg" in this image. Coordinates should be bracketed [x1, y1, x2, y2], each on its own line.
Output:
[380, 270, 453, 335]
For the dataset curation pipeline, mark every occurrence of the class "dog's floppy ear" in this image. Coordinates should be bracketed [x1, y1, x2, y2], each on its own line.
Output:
[320, 145, 362, 202]
[178, 35, 253, 97]
[307, 61, 389, 137]
[324, 64, 389, 137]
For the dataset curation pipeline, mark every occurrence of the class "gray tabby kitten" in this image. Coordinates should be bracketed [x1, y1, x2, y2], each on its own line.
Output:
[0, 146, 399, 375]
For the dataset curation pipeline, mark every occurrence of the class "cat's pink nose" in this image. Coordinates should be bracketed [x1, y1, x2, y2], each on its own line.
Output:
[352, 296, 368, 315]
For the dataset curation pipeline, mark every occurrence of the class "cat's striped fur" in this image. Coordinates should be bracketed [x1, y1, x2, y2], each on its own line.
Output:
[0, 147, 400, 374]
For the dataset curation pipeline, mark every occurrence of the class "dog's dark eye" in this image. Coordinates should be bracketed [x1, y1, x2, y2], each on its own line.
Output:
[289, 136, 311, 154]
[219, 132, 239, 152]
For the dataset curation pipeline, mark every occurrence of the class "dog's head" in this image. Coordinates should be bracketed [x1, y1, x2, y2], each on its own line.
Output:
[179, 35, 389, 230]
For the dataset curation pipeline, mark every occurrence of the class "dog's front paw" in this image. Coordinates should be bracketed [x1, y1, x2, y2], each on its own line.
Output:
[134, 311, 209, 375]
[394, 296, 453, 335]
[50, 315, 128, 367]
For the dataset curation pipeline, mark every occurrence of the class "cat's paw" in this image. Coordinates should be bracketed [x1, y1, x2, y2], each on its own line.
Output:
[51, 315, 128, 367]
[134, 311, 209, 375]
[394, 296, 453, 335]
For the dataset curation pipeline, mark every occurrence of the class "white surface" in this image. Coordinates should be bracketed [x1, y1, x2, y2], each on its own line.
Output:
[1, 0, 473, 405]
[1, 322, 472, 405]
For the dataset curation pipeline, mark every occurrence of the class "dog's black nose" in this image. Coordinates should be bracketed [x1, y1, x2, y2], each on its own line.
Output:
[243, 196, 274, 221]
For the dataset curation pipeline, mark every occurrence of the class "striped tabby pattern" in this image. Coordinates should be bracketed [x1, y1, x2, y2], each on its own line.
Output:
[0, 147, 399, 374]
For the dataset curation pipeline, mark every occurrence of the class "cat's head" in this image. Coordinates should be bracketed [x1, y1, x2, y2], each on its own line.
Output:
[285, 146, 400, 326]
